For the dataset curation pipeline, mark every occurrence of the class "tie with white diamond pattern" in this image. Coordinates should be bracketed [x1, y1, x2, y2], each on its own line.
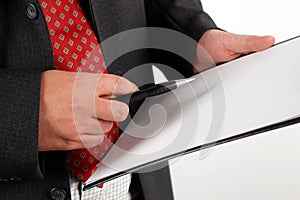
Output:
[40, 0, 120, 185]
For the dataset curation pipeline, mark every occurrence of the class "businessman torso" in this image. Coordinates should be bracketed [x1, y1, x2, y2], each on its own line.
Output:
[0, 0, 216, 199]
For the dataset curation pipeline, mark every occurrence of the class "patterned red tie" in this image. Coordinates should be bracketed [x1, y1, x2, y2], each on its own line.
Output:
[40, 0, 119, 185]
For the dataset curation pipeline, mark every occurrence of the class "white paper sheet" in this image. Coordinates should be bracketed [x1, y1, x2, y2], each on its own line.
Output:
[85, 36, 300, 188]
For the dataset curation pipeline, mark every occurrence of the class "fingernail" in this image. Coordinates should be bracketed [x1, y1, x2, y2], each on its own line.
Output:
[264, 36, 275, 43]
[127, 80, 139, 92]
[112, 103, 129, 121]
[119, 78, 139, 93]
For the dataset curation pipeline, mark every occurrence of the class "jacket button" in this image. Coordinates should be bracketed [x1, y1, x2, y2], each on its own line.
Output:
[26, 3, 38, 20]
[49, 188, 67, 200]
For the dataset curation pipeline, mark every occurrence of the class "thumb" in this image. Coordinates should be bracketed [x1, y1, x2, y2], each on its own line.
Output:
[226, 33, 275, 54]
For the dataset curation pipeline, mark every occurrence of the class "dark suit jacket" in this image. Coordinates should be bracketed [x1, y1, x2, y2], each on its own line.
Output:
[0, 0, 217, 199]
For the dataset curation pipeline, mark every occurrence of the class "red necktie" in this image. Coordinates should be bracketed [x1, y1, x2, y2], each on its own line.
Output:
[40, 0, 119, 185]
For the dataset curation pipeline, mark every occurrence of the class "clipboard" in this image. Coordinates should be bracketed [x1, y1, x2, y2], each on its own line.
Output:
[84, 35, 300, 190]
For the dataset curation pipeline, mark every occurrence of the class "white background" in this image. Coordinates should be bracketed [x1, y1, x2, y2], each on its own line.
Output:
[169, 1, 300, 199]
[200, 0, 300, 42]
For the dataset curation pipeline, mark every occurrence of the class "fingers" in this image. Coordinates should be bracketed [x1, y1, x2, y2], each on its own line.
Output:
[80, 134, 105, 148]
[198, 30, 275, 65]
[226, 33, 275, 54]
[73, 73, 134, 122]
[93, 98, 129, 122]
[71, 118, 115, 149]
[244, 35, 275, 52]
[97, 74, 138, 97]
[75, 118, 114, 135]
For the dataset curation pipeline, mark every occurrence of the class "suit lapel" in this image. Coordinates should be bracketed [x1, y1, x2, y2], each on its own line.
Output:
[88, 0, 147, 41]
[82, 2, 173, 199]
[86, 0, 154, 85]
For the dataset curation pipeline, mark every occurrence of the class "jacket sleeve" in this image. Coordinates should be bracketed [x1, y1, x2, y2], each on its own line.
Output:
[144, 0, 218, 42]
[145, 0, 218, 78]
[0, 67, 44, 180]
[0, 0, 57, 180]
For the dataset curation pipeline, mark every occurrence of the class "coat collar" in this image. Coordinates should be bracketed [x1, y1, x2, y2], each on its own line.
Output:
[82, 0, 152, 81]
[86, 0, 147, 42]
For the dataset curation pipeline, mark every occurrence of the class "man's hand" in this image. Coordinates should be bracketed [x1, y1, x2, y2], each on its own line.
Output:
[195, 29, 275, 71]
[38, 70, 138, 151]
